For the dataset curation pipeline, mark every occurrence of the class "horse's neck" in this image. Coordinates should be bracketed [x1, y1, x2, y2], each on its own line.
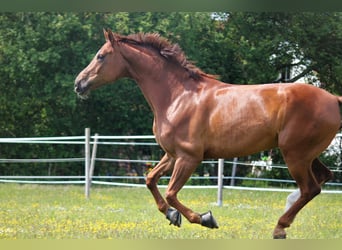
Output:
[120, 43, 188, 115]
[139, 74, 187, 118]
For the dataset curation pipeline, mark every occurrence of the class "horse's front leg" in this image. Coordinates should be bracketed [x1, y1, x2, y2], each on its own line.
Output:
[165, 157, 219, 229]
[146, 154, 175, 216]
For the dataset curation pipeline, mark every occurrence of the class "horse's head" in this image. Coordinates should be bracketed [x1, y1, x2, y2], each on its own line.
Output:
[74, 29, 127, 98]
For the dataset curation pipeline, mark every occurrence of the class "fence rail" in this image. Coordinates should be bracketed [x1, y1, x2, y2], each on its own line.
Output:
[1, 129, 342, 202]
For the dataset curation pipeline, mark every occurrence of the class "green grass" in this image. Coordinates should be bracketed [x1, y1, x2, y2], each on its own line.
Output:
[0, 183, 341, 239]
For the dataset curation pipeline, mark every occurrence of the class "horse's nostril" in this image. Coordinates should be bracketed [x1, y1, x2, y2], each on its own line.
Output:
[74, 83, 79, 92]
[74, 81, 82, 93]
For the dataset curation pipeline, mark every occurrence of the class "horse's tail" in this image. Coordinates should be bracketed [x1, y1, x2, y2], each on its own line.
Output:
[338, 96, 342, 104]
[338, 96, 342, 129]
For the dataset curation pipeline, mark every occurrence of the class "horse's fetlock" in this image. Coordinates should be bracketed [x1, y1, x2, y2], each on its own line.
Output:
[188, 213, 201, 224]
[160, 204, 169, 214]
[278, 218, 290, 228]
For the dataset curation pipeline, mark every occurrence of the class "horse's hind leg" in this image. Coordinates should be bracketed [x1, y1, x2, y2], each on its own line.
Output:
[312, 158, 333, 185]
[284, 158, 333, 212]
[146, 154, 175, 215]
[273, 157, 321, 239]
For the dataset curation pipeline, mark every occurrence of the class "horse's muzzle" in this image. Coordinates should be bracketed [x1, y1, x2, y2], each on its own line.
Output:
[74, 81, 83, 93]
[74, 74, 86, 91]
[74, 79, 90, 98]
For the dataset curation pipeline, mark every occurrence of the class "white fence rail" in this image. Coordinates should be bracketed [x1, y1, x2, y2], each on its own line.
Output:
[1, 129, 342, 203]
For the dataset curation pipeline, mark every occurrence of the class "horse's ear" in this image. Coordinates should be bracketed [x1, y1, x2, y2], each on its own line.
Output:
[103, 28, 109, 41]
[103, 28, 118, 47]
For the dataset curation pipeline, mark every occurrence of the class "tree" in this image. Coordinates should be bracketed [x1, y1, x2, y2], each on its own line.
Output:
[0, 12, 341, 177]
[224, 12, 342, 92]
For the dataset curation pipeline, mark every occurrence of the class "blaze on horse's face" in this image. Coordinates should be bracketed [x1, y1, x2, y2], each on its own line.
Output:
[74, 29, 126, 99]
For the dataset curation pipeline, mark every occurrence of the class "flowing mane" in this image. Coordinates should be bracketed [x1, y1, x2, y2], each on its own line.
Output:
[118, 33, 218, 81]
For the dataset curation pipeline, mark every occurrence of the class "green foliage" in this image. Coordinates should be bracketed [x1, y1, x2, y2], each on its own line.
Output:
[0, 12, 341, 178]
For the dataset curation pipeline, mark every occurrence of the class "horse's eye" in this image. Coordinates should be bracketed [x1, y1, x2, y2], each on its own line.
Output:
[97, 54, 105, 61]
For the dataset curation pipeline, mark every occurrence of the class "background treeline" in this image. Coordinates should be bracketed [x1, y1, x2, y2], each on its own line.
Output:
[0, 12, 341, 183]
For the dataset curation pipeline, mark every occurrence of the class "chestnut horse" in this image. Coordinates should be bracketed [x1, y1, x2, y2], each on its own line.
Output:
[75, 29, 342, 239]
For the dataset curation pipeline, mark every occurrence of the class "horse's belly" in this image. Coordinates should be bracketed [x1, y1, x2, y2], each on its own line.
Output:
[204, 139, 277, 159]
[204, 125, 278, 159]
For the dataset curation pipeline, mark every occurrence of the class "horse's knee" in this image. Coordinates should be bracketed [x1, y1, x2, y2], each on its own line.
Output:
[146, 173, 156, 190]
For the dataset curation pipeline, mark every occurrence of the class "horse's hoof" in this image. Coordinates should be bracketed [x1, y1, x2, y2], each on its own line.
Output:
[273, 225, 286, 239]
[200, 211, 219, 229]
[166, 208, 182, 227]
[273, 234, 286, 239]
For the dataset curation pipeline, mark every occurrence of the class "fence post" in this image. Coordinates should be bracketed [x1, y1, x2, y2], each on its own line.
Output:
[85, 128, 90, 199]
[230, 157, 238, 186]
[217, 158, 224, 206]
[89, 133, 99, 187]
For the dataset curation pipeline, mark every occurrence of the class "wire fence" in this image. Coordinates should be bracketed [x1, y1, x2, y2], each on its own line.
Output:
[1, 130, 342, 198]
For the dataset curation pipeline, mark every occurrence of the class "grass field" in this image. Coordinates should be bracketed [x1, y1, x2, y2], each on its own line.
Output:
[0, 183, 341, 239]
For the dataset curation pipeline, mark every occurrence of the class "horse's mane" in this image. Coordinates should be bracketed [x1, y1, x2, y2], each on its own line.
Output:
[118, 33, 218, 81]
